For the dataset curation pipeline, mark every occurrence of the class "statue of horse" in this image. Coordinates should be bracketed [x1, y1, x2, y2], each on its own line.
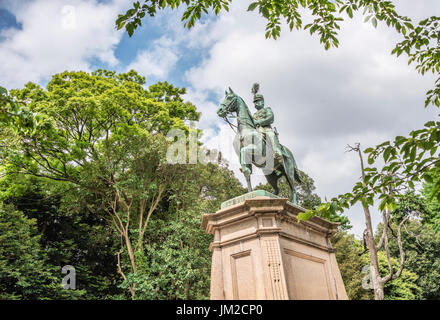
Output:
[217, 87, 302, 204]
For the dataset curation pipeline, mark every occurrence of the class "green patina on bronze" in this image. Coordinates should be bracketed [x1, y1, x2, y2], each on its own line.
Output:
[217, 83, 302, 204]
[220, 190, 307, 211]
[220, 190, 279, 209]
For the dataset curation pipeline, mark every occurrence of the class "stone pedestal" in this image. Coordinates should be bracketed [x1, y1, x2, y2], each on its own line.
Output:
[201, 191, 348, 300]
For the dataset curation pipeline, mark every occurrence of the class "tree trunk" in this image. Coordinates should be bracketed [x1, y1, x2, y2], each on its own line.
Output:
[353, 143, 385, 300]
[363, 205, 384, 300]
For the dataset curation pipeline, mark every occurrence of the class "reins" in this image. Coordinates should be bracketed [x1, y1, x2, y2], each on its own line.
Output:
[222, 116, 238, 134]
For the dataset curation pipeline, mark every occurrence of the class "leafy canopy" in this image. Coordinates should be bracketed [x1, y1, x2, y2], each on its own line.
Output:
[1, 70, 199, 185]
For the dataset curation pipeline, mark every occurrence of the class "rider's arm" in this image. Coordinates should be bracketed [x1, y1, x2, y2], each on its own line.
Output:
[258, 107, 274, 127]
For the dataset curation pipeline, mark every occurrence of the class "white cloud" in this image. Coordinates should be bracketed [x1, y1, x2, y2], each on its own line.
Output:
[180, 0, 440, 236]
[126, 37, 179, 79]
[0, 0, 127, 89]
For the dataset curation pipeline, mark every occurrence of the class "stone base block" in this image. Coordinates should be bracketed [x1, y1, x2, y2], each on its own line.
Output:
[201, 192, 348, 300]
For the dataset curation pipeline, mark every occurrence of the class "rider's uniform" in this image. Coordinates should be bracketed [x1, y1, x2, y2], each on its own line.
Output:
[253, 106, 283, 164]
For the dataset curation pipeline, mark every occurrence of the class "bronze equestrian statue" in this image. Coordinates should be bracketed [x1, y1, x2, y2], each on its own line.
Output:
[217, 83, 302, 204]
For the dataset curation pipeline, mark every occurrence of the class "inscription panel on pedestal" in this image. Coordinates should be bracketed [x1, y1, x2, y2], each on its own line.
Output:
[283, 249, 333, 300]
[230, 250, 256, 299]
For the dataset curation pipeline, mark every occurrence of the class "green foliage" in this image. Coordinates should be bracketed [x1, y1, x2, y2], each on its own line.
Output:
[372, 188, 440, 300]
[0, 69, 249, 299]
[112, 158, 244, 299]
[421, 179, 440, 232]
[120, 210, 212, 299]
[364, 121, 440, 204]
[303, 118, 440, 223]
[0, 203, 85, 299]
[377, 251, 421, 300]
[0, 172, 126, 299]
[331, 232, 372, 300]
[116, 0, 232, 36]
[3, 70, 199, 184]
[186, 162, 247, 212]
[333, 230, 421, 300]
[401, 223, 440, 300]
[0, 85, 45, 137]
[380, 218, 440, 300]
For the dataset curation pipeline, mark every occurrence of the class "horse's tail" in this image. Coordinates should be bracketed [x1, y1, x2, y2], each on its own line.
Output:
[281, 144, 302, 184]
[294, 167, 302, 184]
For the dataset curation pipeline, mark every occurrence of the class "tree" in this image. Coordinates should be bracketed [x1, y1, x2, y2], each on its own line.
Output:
[377, 251, 420, 300]
[331, 231, 372, 300]
[335, 143, 413, 300]
[0, 174, 125, 299]
[296, 143, 417, 299]
[1, 70, 201, 299]
[0, 69, 249, 299]
[332, 230, 421, 300]
[386, 220, 440, 300]
[421, 179, 440, 232]
[332, 175, 438, 300]
[0, 203, 85, 299]
[126, 160, 245, 299]
[375, 189, 440, 300]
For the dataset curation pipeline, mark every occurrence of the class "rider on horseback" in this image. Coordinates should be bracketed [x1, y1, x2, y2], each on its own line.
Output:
[251, 84, 283, 166]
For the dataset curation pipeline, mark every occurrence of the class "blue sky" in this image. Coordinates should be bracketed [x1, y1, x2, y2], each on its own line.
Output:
[1, 0, 439, 237]
[0, 1, 213, 89]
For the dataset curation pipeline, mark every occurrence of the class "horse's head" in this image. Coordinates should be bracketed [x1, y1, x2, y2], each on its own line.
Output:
[217, 87, 239, 118]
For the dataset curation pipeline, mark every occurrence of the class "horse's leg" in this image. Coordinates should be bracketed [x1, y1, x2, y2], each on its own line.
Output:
[240, 145, 253, 176]
[286, 174, 297, 204]
[245, 167, 252, 192]
[265, 171, 280, 196]
[282, 154, 297, 204]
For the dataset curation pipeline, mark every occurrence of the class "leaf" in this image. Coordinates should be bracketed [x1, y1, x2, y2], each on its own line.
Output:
[347, 7, 353, 18]
[261, 6, 269, 18]
[423, 174, 433, 183]
[297, 210, 314, 222]
[126, 23, 134, 37]
[247, 2, 258, 12]
[409, 146, 417, 162]
[117, 22, 126, 30]
[395, 136, 407, 145]
[383, 146, 393, 162]
[378, 199, 386, 211]
[329, 201, 337, 214]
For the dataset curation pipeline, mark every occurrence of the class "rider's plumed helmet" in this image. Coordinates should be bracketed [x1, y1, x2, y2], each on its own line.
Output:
[253, 94, 264, 103]
[251, 83, 264, 103]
